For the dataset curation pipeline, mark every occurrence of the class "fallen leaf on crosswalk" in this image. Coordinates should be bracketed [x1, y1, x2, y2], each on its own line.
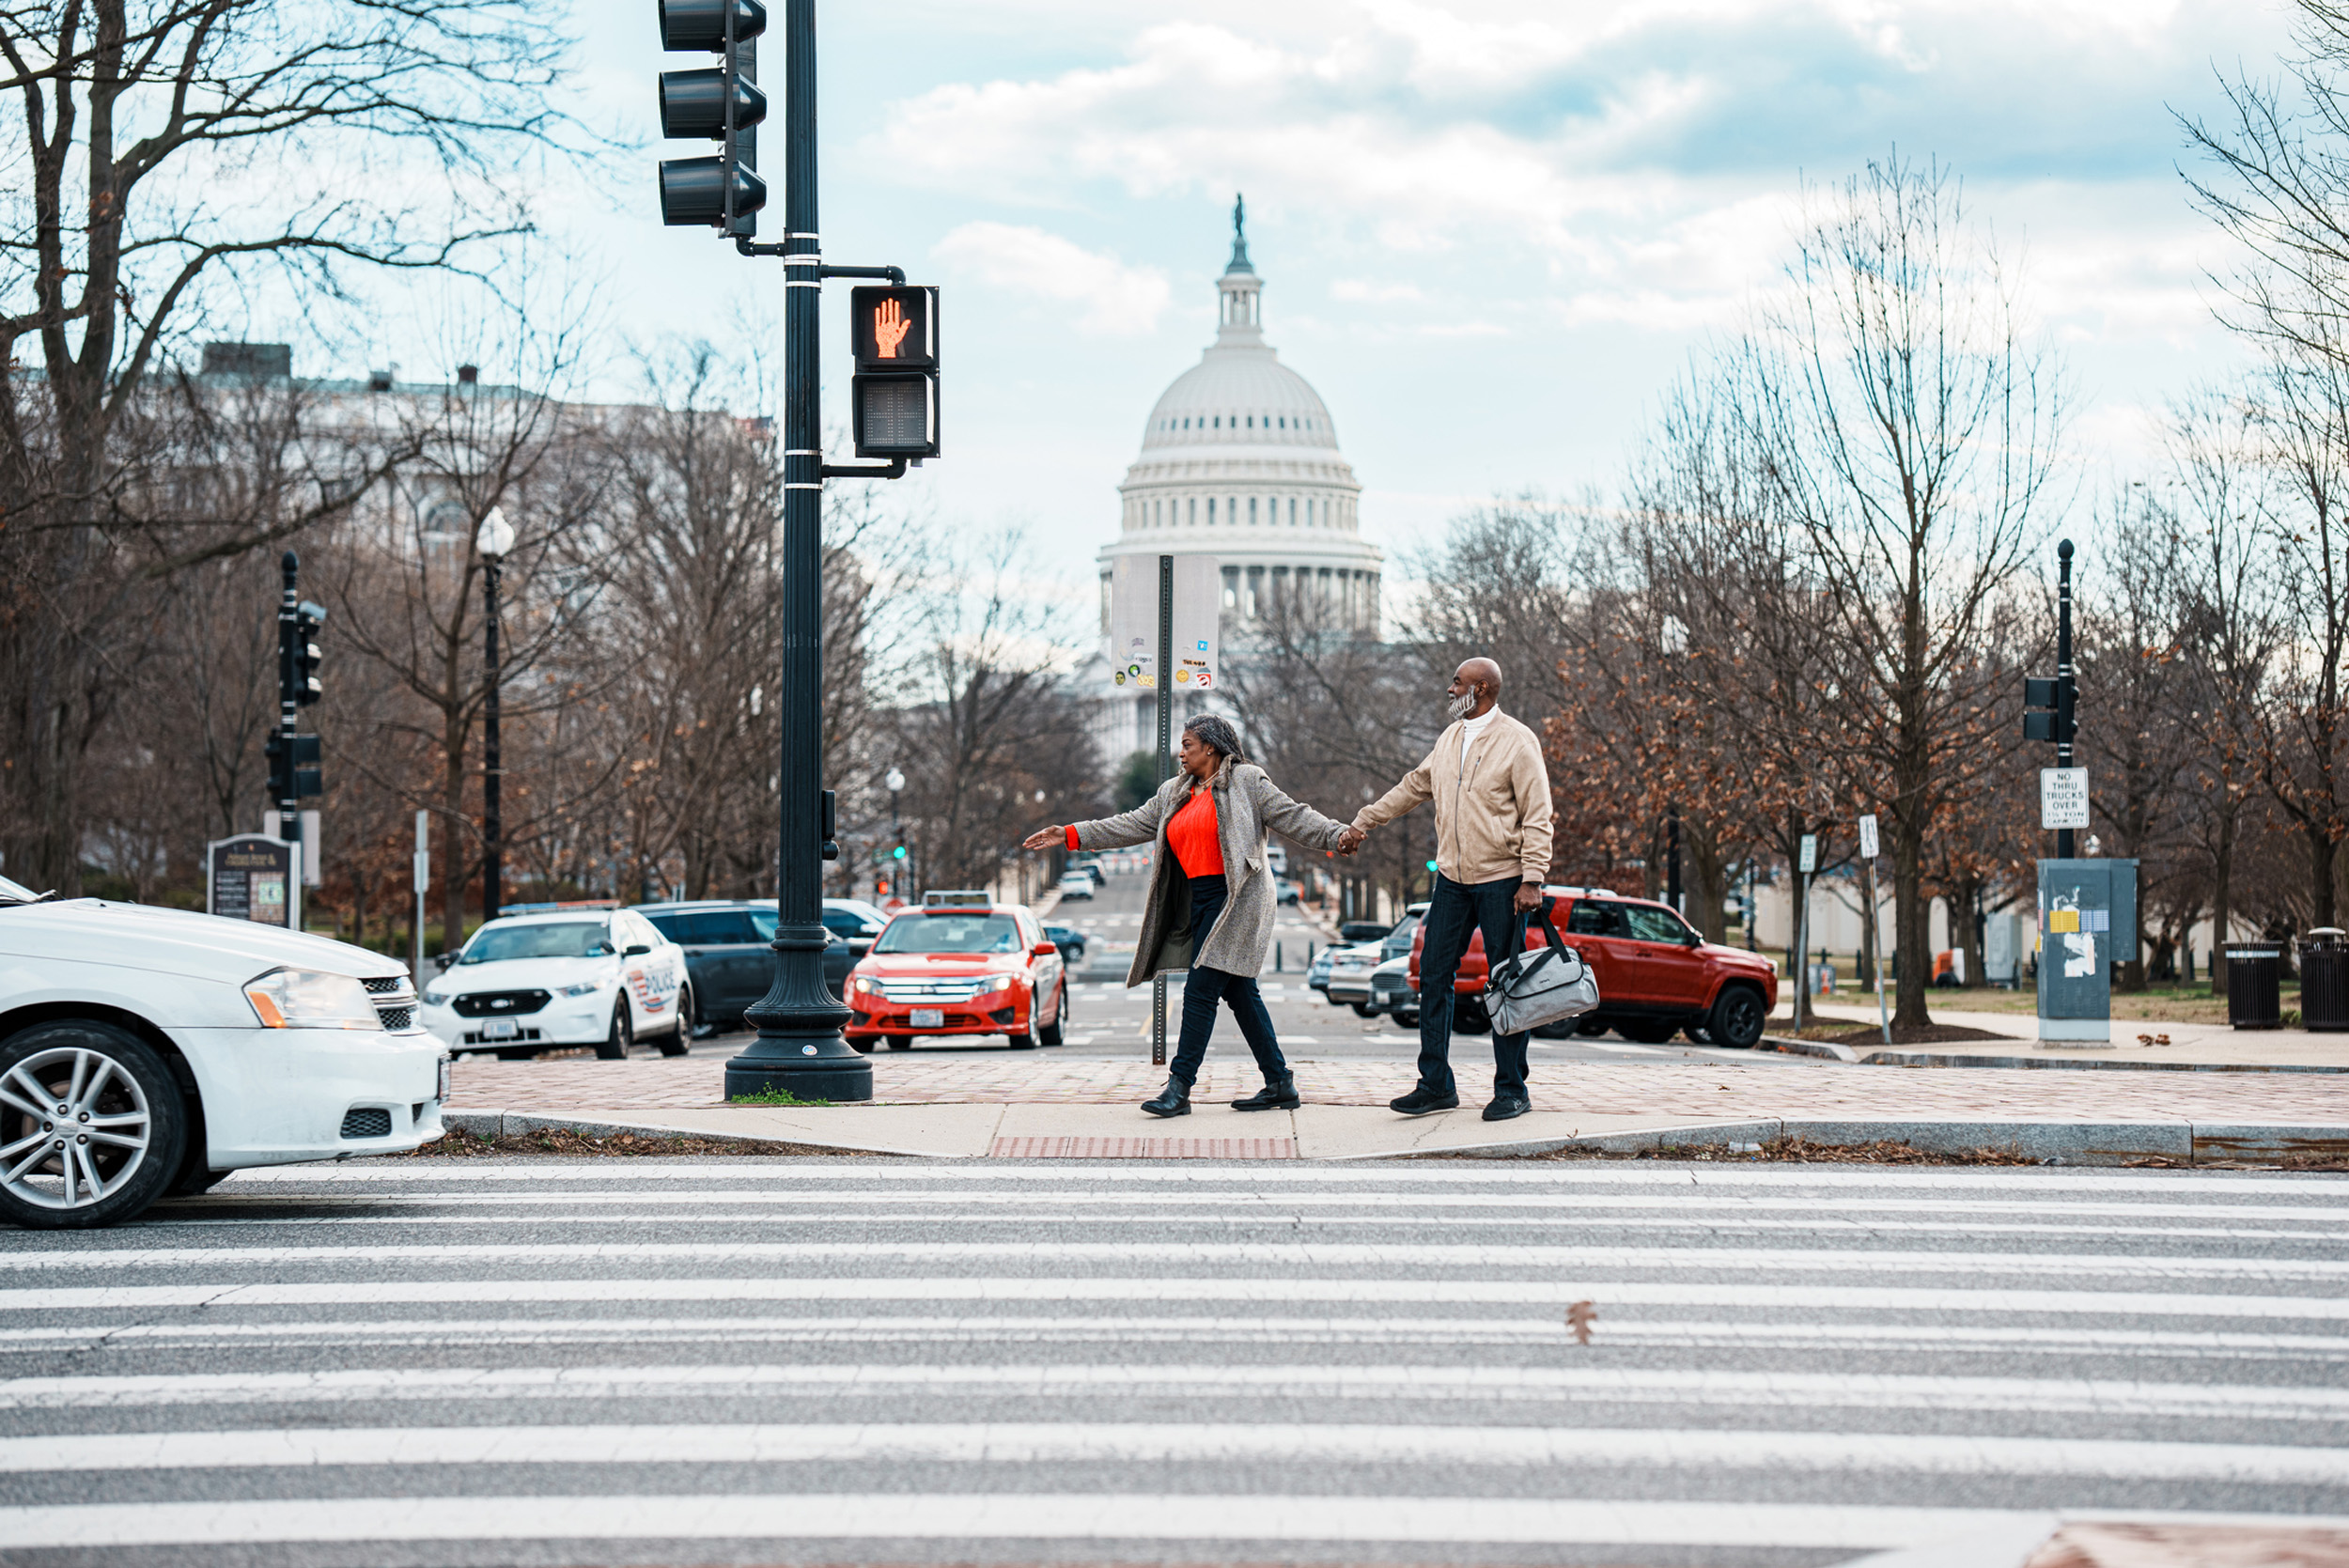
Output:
[1566, 1300, 1597, 1345]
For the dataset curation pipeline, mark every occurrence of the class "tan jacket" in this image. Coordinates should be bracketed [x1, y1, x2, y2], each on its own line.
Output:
[1354, 707, 1555, 886]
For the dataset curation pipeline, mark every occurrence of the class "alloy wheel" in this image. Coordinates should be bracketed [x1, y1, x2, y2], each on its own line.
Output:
[0, 1046, 154, 1211]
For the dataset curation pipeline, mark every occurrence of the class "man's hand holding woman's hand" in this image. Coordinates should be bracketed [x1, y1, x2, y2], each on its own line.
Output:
[1333, 826, 1366, 856]
[1021, 827, 1060, 852]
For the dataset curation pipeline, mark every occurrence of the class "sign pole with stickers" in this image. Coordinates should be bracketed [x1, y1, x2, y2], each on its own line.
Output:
[1795, 831, 1817, 1030]
[1107, 552, 1220, 1068]
[1859, 814, 1888, 1045]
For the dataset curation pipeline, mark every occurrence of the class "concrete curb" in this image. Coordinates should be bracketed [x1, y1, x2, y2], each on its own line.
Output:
[1759, 1032, 2349, 1073]
[440, 1108, 2349, 1166]
[1758, 1033, 1863, 1063]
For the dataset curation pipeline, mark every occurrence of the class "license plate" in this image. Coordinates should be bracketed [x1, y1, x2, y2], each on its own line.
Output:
[482, 1018, 519, 1040]
[910, 1008, 944, 1029]
[437, 1057, 453, 1100]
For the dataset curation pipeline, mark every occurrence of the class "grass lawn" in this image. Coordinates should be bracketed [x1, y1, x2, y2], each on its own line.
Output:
[1822, 983, 2280, 1025]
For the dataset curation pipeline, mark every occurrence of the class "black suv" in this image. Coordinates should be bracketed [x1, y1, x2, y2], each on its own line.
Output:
[633, 901, 855, 1032]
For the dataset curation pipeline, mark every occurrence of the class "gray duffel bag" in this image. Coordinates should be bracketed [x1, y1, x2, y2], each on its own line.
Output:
[1486, 909, 1599, 1035]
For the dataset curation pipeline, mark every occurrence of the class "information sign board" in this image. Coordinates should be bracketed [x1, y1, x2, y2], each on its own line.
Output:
[1797, 833, 1817, 875]
[1857, 814, 1879, 861]
[206, 834, 299, 929]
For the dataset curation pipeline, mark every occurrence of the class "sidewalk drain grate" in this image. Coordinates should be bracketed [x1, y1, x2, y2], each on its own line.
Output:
[989, 1137, 1299, 1160]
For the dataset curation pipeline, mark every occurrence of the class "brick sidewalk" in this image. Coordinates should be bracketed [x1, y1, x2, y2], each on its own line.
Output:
[447, 1054, 2349, 1122]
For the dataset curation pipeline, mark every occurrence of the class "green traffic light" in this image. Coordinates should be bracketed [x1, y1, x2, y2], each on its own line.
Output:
[1425, 860, 1438, 872]
[893, 846, 907, 860]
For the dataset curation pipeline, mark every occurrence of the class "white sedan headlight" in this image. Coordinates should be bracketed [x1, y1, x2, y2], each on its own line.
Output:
[558, 980, 604, 997]
[422, 988, 449, 1006]
[242, 968, 381, 1031]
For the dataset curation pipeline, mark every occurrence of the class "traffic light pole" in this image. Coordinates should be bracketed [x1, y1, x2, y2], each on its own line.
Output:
[729, 0, 870, 1102]
[275, 551, 302, 848]
[2055, 538, 2077, 861]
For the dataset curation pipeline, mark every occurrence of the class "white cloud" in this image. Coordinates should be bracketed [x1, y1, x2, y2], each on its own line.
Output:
[929, 222, 1173, 335]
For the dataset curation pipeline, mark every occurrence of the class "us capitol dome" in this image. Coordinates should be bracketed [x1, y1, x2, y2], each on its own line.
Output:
[1097, 201, 1382, 639]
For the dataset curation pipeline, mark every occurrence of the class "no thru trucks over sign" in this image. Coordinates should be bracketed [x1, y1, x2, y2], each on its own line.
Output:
[2040, 768, 2089, 831]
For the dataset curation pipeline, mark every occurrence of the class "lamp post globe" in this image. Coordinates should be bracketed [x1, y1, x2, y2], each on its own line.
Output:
[474, 506, 515, 560]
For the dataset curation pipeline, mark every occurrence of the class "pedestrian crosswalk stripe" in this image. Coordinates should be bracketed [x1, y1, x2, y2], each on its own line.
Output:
[5, 1314, 2341, 1358]
[5, 1363, 2341, 1419]
[3, 1422, 2341, 1484]
[205, 1164, 2339, 1193]
[8, 1278, 2343, 1317]
[1, 1495, 2310, 1551]
[11, 1240, 2340, 1280]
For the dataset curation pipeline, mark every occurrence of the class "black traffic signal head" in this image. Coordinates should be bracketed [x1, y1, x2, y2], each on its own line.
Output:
[851, 287, 938, 370]
[294, 601, 325, 706]
[658, 0, 763, 50]
[655, 0, 766, 232]
[2024, 677, 2058, 710]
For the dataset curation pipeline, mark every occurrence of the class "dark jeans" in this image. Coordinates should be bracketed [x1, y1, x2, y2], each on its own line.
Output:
[1168, 874, 1287, 1090]
[1416, 872, 1531, 1099]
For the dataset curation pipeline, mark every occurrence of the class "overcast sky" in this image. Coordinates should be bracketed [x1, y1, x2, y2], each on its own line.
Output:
[424, 0, 2291, 578]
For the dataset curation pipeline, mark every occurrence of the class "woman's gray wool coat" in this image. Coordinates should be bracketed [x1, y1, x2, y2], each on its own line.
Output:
[1069, 759, 1353, 986]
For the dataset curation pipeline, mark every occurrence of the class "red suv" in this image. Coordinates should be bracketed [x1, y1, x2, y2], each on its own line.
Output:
[1408, 887, 1777, 1048]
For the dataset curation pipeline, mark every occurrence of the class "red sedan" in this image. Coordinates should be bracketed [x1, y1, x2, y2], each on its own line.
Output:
[843, 900, 1067, 1051]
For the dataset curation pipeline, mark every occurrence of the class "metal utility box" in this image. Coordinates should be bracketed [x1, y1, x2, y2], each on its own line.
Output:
[2036, 859, 2137, 1043]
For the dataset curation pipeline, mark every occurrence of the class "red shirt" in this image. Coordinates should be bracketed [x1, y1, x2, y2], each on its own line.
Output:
[1164, 787, 1224, 877]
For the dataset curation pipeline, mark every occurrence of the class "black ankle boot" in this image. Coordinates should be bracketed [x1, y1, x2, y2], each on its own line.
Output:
[1142, 1076, 1191, 1117]
[1230, 1074, 1299, 1110]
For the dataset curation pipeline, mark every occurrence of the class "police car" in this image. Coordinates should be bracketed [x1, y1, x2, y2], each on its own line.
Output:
[418, 904, 689, 1059]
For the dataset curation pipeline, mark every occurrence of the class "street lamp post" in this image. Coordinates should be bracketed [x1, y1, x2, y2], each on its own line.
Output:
[725, 0, 871, 1101]
[474, 507, 514, 921]
[885, 766, 905, 902]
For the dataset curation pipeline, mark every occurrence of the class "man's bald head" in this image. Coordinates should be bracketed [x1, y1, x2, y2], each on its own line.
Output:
[1447, 658, 1502, 720]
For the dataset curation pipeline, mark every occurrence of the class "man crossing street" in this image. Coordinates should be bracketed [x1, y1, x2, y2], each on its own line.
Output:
[1338, 657, 1554, 1121]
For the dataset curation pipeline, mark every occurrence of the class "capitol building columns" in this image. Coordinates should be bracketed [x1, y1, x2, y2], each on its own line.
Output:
[1097, 201, 1384, 653]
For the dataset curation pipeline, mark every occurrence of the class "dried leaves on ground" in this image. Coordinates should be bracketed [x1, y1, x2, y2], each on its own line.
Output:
[1528, 1136, 2042, 1166]
[388, 1126, 895, 1160]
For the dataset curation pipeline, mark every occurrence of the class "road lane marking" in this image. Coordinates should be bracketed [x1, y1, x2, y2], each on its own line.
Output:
[0, 1495, 2095, 1551]
[0, 1422, 2340, 1484]
[7, 1278, 2345, 1317]
[3, 1363, 2343, 1419]
[8, 1241, 2340, 1280]
[3, 1314, 2342, 1359]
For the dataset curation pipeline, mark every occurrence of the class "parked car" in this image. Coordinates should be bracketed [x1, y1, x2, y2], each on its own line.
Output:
[421, 906, 690, 1060]
[1369, 953, 1417, 1026]
[0, 869, 445, 1229]
[1323, 942, 1384, 1014]
[844, 900, 1069, 1051]
[821, 898, 893, 957]
[1306, 944, 1335, 998]
[1275, 879, 1302, 906]
[1056, 872, 1096, 902]
[1337, 921, 1392, 945]
[1408, 887, 1777, 1048]
[1043, 924, 1088, 966]
[636, 901, 856, 1032]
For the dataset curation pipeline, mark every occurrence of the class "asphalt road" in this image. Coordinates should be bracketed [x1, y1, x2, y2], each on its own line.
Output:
[3, 1159, 2344, 1565]
[684, 865, 1811, 1072]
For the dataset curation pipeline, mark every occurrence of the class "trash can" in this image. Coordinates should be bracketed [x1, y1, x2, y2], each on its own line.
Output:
[2299, 928, 2349, 1032]
[2224, 941, 2283, 1031]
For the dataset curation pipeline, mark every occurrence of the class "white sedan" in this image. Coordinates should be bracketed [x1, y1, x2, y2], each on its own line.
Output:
[0, 870, 446, 1230]
[419, 907, 689, 1059]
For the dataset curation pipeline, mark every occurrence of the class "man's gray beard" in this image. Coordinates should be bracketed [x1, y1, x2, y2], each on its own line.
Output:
[1446, 691, 1476, 722]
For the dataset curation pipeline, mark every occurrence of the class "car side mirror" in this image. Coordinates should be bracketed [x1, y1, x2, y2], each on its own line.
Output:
[1033, 941, 1058, 956]
[623, 943, 651, 957]
[432, 953, 455, 972]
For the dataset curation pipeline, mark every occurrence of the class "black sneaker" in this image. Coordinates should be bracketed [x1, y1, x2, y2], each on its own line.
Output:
[1482, 1095, 1531, 1123]
[1389, 1085, 1459, 1115]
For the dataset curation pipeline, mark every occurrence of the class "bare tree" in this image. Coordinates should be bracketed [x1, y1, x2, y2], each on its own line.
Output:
[1741, 153, 2066, 1027]
[0, 0, 584, 889]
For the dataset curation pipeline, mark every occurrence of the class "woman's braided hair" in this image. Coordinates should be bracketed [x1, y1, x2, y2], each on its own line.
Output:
[1182, 714, 1248, 769]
